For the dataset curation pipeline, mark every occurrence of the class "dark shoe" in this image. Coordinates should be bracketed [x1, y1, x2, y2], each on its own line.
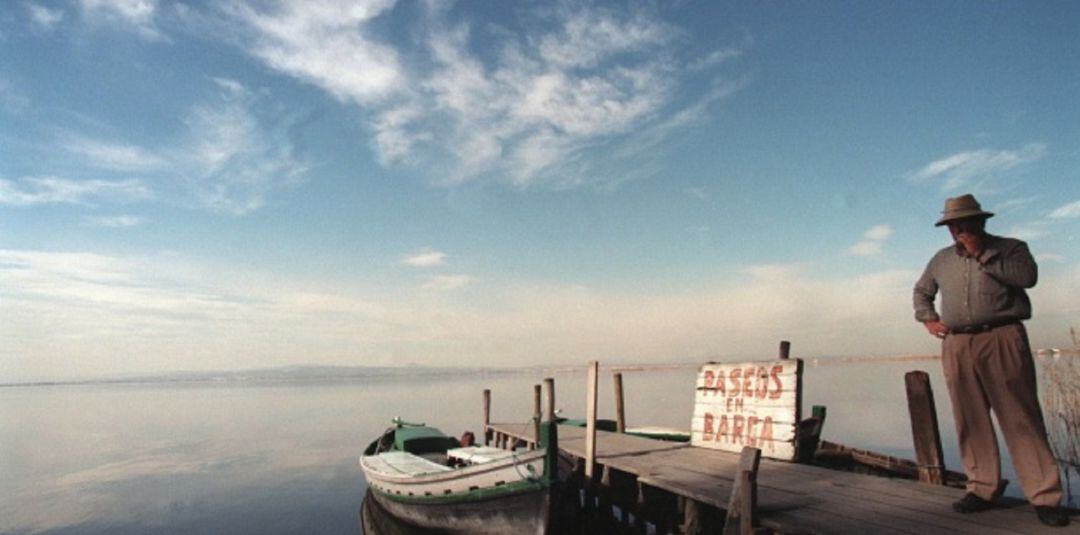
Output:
[952, 492, 995, 513]
[1035, 506, 1070, 527]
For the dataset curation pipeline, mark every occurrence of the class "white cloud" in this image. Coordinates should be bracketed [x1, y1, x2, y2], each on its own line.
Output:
[845, 224, 893, 257]
[27, 2, 65, 31]
[63, 137, 166, 172]
[232, 0, 402, 106]
[908, 143, 1046, 191]
[1007, 224, 1050, 241]
[1048, 200, 1080, 220]
[0, 176, 151, 206]
[229, 2, 740, 188]
[422, 274, 470, 291]
[402, 250, 447, 268]
[78, 0, 163, 40]
[5, 249, 1080, 382]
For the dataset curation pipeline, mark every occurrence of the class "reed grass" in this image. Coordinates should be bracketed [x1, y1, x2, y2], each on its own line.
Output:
[1040, 328, 1080, 507]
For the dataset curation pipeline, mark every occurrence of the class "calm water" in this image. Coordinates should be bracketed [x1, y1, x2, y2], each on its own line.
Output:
[0, 360, 1066, 534]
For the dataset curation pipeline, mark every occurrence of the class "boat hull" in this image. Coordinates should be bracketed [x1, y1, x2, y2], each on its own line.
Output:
[368, 483, 550, 534]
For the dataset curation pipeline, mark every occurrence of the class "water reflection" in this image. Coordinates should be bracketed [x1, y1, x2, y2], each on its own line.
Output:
[360, 492, 448, 535]
[1, 359, 1073, 534]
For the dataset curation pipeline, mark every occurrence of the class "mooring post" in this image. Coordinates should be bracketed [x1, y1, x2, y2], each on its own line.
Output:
[533, 384, 542, 449]
[483, 388, 491, 446]
[905, 371, 946, 485]
[778, 340, 791, 360]
[723, 446, 761, 535]
[544, 377, 556, 421]
[613, 372, 626, 434]
[585, 361, 599, 480]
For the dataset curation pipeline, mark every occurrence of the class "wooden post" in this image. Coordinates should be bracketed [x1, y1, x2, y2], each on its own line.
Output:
[796, 405, 827, 463]
[483, 389, 491, 446]
[585, 361, 599, 480]
[613, 372, 626, 433]
[723, 446, 761, 535]
[533, 384, 542, 449]
[778, 340, 791, 360]
[905, 371, 946, 485]
[544, 377, 555, 421]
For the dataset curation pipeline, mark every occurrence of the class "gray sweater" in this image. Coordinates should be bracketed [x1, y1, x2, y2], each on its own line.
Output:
[913, 235, 1037, 329]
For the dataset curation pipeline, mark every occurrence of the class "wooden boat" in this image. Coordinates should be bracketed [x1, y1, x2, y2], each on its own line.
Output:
[359, 418, 557, 534]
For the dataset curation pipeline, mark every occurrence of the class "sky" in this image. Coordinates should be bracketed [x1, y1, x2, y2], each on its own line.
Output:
[1, 0, 1079, 382]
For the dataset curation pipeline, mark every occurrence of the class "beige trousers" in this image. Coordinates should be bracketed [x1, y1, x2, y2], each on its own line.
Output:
[941, 323, 1062, 506]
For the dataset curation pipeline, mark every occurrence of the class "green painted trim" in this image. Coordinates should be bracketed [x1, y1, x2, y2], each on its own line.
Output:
[370, 478, 547, 505]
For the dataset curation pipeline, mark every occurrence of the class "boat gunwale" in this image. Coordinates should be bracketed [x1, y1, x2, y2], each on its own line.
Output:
[360, 448, 547, 485]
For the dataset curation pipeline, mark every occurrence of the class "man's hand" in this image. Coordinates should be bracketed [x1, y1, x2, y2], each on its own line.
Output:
[955, 232, 984, 258]
[924, 320, 949, 339]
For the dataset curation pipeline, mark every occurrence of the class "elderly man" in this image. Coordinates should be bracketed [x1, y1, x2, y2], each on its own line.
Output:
[913, 194, 1068, 527]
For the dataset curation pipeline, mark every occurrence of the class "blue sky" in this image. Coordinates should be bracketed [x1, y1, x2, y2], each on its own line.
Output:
[2, 0, 1079, 382]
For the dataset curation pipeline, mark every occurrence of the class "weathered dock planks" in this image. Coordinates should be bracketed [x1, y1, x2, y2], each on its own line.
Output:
[487, 422, 1075, 534]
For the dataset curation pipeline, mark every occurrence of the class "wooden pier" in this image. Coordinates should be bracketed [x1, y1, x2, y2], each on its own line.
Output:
[486, 422, 1072, 534]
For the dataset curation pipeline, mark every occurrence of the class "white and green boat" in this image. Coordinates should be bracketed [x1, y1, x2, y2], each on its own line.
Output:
[360, 418, 558, 534]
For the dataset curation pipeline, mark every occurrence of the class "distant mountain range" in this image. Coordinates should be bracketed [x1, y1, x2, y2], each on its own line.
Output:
[0, 364, 532, 388]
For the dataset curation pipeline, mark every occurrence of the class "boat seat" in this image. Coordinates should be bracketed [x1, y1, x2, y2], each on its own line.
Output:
[446, 446, 520, 465]
[364, 451, 453, 476]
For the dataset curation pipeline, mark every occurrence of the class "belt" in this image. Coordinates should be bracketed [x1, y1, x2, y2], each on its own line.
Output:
[950, 320, 1019, 334]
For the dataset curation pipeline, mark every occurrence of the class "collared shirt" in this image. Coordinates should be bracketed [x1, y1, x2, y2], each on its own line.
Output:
[913, 234, 1037, 329]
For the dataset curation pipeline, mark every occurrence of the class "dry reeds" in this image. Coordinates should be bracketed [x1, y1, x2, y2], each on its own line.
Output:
[1040, 328, 1080, 507]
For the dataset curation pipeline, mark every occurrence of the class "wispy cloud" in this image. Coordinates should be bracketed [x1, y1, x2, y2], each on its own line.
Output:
[0, 76, 31, 114]
[401, 250, 447, 268]
[48, 79, 308, 215]
[86, 215, 145, 228]
[78, 0, 164, 40]
[26, 2, 65, 31]
[0, 176, 150, 206]
[1048, 199, 1080, 220]
[422, 274, 470, 291]
[908, 143, 1046, 192]
[63, 137, 166, 172]
[845, 224, 893, 257]
[228, 2, 742, 188]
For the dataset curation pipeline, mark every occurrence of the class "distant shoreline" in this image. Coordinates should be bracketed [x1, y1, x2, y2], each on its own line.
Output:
[4, 350, 1074, 388]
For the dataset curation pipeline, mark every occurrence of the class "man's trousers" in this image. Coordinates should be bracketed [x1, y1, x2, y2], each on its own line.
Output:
[941, 322, 1062, 506]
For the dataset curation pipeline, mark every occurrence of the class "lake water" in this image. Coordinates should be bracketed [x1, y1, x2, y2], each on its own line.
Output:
[2, 359, 1073, 534]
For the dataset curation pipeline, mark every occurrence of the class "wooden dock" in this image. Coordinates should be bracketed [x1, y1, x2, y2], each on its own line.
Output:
[487, 422, 1075, 534]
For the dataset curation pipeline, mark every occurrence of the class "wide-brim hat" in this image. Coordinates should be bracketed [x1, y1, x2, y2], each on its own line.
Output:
[935, 193, 994, 226]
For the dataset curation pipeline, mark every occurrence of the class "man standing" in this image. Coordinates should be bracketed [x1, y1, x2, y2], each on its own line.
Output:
[914, 193, 1069, 527]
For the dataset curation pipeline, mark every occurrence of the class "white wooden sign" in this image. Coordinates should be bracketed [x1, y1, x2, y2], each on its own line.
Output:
[690, 359, 803, 461]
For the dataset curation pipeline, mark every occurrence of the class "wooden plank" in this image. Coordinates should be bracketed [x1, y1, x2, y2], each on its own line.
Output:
[905, 371, 946, 485]
[544, 377, 555, 421]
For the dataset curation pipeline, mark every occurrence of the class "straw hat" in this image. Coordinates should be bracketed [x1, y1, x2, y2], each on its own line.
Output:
[935, 194, 994, 227]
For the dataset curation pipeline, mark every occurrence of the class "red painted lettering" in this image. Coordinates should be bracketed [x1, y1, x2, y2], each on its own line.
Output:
[730, 368, 742, 397]
[769, 365, 784, 399]
[703, 370, 715, 395]
[755, 366, 768, 399]
[742, 367, 754, 399]
[746, 416, 759, 446]
[703, 412, 714, 440]
[716, 414, 729, 441]
[715, 370, 726, 396]
[732, 415, 744, 444]
[760, 416, 774, 451]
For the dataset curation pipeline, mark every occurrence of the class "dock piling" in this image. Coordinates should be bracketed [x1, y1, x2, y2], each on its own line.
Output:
[483, 389, 491, 446]
[905, 371, 946, 485]
[723, 446, 761, 535]
[585, 361, 599, 480]
[533, 384, 542, 449]
[613, 372, 626, 434]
